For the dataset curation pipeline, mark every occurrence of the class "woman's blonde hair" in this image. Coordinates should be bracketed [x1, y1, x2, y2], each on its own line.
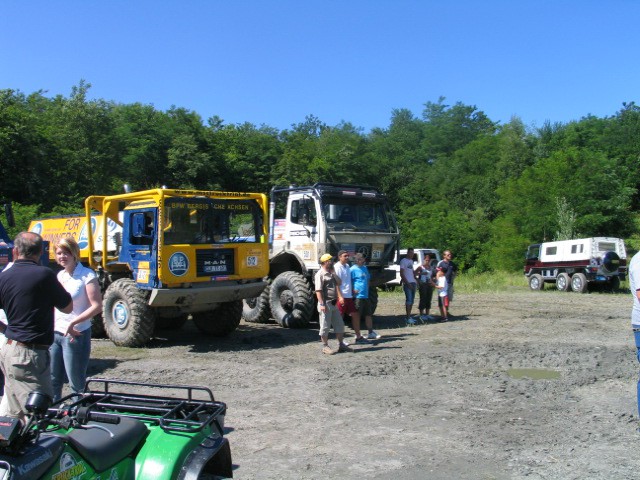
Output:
[55, 236, 81, 262]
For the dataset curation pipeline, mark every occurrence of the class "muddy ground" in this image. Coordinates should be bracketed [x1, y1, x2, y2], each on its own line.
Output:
[88, 288, 639, 479]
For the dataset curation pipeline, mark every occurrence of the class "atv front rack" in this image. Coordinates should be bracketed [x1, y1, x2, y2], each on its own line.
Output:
[54, 378, 227, 435]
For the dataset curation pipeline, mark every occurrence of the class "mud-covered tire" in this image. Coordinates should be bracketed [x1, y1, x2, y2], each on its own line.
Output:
[91, 314, 107, 338]
[529, 274, 544, 291]
[269, 272, 313, 328]
[242, 280, 272, 323]
[103, 278, 155, 347]
[192, 301, 242, 336]
[571, 273, 588, 293]
[556, 273, 570, 292]
[155, 314, 189, 330]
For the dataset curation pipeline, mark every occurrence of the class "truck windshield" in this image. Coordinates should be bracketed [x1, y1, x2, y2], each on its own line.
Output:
[322, 197, 394, 232]
[163, 197, 262, 245]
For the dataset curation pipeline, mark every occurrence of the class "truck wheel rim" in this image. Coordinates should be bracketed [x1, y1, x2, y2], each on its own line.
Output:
[113, 301, 129, 329]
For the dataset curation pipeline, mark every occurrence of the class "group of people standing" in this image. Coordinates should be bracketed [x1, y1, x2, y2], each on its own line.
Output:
[314, 250, 381, 355]
[401, 248, 457, 325]
[314, 247, 457, 353]
[0, 232, 101, 421]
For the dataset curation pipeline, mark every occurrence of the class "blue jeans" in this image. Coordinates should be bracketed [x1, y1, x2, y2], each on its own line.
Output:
[50, 329, 91, 401]
[403, 283, 417, 306]
[634, 330, 640, 416]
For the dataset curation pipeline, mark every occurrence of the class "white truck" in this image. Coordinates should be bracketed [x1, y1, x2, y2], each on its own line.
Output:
[384, 248, 441, 290]
[524, 237, 627, 293]
[242, 183, 400, 327]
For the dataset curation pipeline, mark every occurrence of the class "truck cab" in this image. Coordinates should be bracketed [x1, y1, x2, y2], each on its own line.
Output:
[30, 188, 270, 347]
[243, 183, 400, 327]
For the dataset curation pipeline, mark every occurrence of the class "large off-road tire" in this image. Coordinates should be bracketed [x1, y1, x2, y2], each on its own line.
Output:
[571, 273, 588, 293]
[269, 272, 313, 328]
[91, 314, 107, 338]
[192, 301, 242, 336]
[529, 274, 544, 291]
[242, 280, 272, 324]
[103, 279, 156, 347]
[556, 273, 570, 292]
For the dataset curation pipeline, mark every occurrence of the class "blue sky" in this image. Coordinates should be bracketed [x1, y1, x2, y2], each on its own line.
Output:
[2, 1, 638, 132]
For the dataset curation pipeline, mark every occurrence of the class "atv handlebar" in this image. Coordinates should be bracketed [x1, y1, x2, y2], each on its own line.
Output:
[77, 408, 121, 425]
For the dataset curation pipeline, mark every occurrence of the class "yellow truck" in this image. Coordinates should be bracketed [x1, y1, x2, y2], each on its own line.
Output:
[30, 188, 269, 347]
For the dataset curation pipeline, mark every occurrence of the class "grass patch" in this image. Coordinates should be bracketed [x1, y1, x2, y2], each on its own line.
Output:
[377, 271, 528, 296]
[456, 271, 527, 293]
[91, 343, 149, 360]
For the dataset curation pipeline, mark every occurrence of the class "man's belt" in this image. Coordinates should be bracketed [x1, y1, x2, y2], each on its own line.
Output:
[6, 339, 49, 350]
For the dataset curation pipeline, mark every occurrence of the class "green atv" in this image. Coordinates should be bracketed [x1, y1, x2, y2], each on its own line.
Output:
[0, 378, 232, 479]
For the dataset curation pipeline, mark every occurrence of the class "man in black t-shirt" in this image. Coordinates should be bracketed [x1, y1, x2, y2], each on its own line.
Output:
[437, 250, 458, 314]
[0, 232, 72, 420]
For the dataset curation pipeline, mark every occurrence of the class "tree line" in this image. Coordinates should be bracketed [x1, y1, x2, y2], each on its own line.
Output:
[2, 81, 639, 272]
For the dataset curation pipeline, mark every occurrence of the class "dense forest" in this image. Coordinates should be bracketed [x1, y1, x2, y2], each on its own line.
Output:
[2, 81, 640, 272]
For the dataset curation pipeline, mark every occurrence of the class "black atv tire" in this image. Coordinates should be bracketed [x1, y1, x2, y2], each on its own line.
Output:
[155, 314, 189, 330]
[91, 314, 107, 338]
[103, 278, 156, 347]
[242, 280, 272, 324]
[192, 301, 242, 336]
[269, 271, 313, 328]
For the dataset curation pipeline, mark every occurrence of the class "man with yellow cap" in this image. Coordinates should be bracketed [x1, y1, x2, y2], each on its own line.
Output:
[315, 253, 352, 354]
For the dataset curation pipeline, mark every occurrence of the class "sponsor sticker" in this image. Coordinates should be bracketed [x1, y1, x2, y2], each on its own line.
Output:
[168, 252, 189, 277]
[137, 269, 150, 283]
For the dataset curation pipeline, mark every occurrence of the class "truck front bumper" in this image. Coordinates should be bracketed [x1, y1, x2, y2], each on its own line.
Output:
[148, 280, 267, 311]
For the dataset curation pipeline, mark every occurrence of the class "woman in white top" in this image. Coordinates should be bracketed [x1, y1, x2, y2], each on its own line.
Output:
[50, 237, 102, 400]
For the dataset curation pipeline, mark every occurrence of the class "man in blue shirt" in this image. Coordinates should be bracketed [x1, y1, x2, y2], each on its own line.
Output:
[350, 253, 381, 340]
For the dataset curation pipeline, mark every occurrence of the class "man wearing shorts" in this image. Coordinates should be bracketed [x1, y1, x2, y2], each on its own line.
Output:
[351, 253, 381, 340]
[315, 254, 352, 355]
[335, 250, 368, 345]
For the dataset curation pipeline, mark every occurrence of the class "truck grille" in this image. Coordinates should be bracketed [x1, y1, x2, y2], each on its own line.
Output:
[196, 249, 235, 277]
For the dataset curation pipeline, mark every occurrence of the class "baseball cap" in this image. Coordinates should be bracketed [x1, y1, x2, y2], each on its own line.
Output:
[320, 253, 333, 263]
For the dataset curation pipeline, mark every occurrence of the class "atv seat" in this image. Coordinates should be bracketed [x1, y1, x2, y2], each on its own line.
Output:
[66, 416, 148, 472]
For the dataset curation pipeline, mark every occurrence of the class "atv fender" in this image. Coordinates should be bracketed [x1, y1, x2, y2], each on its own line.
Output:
[177, 436, 233, 479]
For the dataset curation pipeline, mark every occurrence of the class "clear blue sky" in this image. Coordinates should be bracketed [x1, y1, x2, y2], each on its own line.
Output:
[2, 1, 638, 132]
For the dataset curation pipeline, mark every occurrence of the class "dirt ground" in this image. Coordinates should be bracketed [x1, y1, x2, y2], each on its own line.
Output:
[88, 287, 639, 479]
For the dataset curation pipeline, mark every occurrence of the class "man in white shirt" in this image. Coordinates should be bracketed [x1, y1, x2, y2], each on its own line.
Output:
[400, 248, 418, 325]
